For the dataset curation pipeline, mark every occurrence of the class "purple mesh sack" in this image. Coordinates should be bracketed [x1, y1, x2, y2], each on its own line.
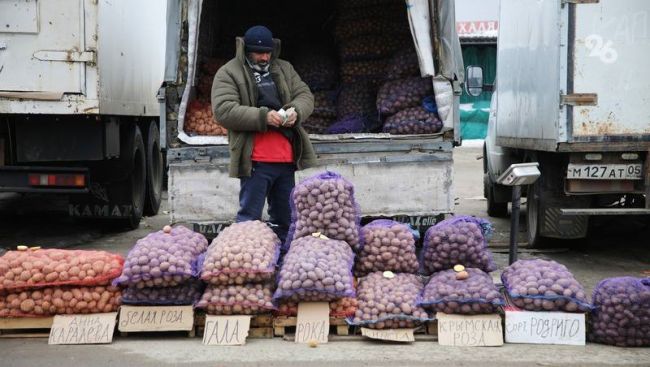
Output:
[419, 268, 504, 315]
[501, 259, 591, 312]
[341, 60, 388, 89]
[196, 282, 276, 315]
[121, 281, 204, 306]
[273, 236, 355, 303]
[421, 216, 496, 274]
[376, 77, 433, 115]
[590, 277, 650, 347]
[113, 225, 208, 288]
[382, 106, 443, 135]
[303, 116, 335, 134]
[286, 171, 362, 249]
[355, 219, 419, 276]
[200, 221, 280, 286]
[326, 116, 367, 134]
[337, 83, 377, 120]
[385, 49, 421, 80]
[339, 35, 407, 62]
[348, 272, 431, 329]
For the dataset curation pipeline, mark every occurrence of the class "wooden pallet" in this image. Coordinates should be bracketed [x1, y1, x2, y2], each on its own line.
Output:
[194, 313, 274, 339]
[273, 316, 351, 337]
[0, 317, 54, 338]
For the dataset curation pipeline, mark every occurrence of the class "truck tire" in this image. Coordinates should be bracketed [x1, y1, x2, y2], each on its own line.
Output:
[143, 120, 163, 216]
[118, 124, 146, 229]
[526, 178, 548, 248]
[485, 174, 508, 218]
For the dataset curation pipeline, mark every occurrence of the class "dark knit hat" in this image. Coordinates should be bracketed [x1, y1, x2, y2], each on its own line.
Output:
[244, 25, 274, 53]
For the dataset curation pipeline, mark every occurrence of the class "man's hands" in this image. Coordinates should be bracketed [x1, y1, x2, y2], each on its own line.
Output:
[266, 109, 297, 127]
[266, 110, 284, 127]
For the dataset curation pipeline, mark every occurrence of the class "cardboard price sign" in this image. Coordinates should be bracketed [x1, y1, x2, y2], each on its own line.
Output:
[437, 313, 503, 347]
[295, 302, 329, 344]
[361, 328, 415, 342]
[48, 312, 117, 345]
[505, 311, 585, 346]
[118, 305, 194, 332]
[202, 315, 251, 346]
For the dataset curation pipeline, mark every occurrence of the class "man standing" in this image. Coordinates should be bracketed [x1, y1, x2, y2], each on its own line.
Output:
[211, 25, 316, 243]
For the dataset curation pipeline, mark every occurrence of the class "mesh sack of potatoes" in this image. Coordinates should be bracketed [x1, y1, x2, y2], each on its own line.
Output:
[303, 116, 335, 134]
[334, 15, 409, 41]
[376, 77, 433, 116]
[273, 235, 355, 303]
[113, 225, 208, 289]
[385, 49, 421, 80]
[349, 272, 430, 329]
[355, 220, 419, 276]
[340, 60, 388, 89]
[421, 216, 496, 274]
[501, 259, 592, 312]
[285, 171, 362, 249]
[419, 268, 504, 315]
[121, 281, 204, 306]
[589, 276, 650, 347]
[337, 82, 378, 120]
[293, 49, 339, 92]
[195, 282, 275, 315]
[382, 106, 443, 135]
[276, 297, 358, 318]
[200, 221, 280, 286]
[0, 249, 124, 291]
[184, 100, 228, 136]
[0, 285, 121, 317]
[339, 35, 407, 62]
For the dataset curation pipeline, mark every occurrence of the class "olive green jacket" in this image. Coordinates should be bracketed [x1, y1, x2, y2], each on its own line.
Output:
[211, 37, 317, 178]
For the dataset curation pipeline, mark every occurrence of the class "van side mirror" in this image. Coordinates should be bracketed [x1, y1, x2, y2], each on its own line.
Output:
[465, 66, 484, 97]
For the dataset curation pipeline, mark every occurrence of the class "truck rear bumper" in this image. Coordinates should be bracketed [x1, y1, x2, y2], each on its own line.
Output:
[0, 166, 88, 194]
[560, 208, 650, 216]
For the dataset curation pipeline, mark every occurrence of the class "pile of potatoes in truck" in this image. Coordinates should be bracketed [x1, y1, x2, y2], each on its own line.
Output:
[183, 0, 444, 137]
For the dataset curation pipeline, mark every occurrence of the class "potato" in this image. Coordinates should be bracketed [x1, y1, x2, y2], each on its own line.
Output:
[200, 221, 280, 285]
[355, 220, 419, 276]
[501, 259, 591, 312]
[385, 49, 420, 81]
[590, 277, 650, 347]
[114, 225, 208, 288]
[341, 60, 388, 89]
[0, 249, 124, 291]
[196, 58, 226, 100]
[303, 116, 335, 135]
[376, 77, 433, 116]
[350, 272, 429, 329]
[339, 35, 409, 62]
[419, 268, 503, 315]
[293, 48, 338, 92]
[287, 171, 362, 249]
[421, 216, 496, 274]
[121, 281, 204, 306]
[184, 100, 228, 136]
[276, 297, 358, 317]
[0, 285, 121, 317]
[383, 106, 443, 135]
[195, 283, 275, 315]
[312, 91, 338, 120]
[274, 236, 355, 303]
[336, 82, 378, 121]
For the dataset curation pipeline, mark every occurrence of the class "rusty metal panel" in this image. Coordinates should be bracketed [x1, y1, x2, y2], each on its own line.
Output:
[571, 0, 650, 139]
[495, 0, 564, 150]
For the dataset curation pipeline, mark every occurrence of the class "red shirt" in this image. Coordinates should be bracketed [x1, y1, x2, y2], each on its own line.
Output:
[251, 130, 294, 163]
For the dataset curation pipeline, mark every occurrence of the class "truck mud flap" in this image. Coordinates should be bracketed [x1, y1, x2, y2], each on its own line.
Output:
[68, 182, 133, 219]
[539, 199, 588, 239]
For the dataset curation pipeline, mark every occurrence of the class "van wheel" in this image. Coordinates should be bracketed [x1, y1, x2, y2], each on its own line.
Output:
[143, 120, 163, 216]
[117, 124, 146, 229]
[485, 174, 508, 217]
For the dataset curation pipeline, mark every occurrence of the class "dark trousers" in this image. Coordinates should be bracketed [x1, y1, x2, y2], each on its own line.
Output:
[236, 162, 296, 243]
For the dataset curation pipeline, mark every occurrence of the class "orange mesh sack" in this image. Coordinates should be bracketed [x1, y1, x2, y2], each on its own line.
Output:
[0, 285, 121, 317]
[0, 249, 124, 291]
[276, 297, 358, 317]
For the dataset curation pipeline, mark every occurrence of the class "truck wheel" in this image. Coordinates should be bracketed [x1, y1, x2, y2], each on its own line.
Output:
[485, 174, 508, 217]
[143, 120, 163, 216]
[526, 179, 551, 248]
[119, 124, 146, 229]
